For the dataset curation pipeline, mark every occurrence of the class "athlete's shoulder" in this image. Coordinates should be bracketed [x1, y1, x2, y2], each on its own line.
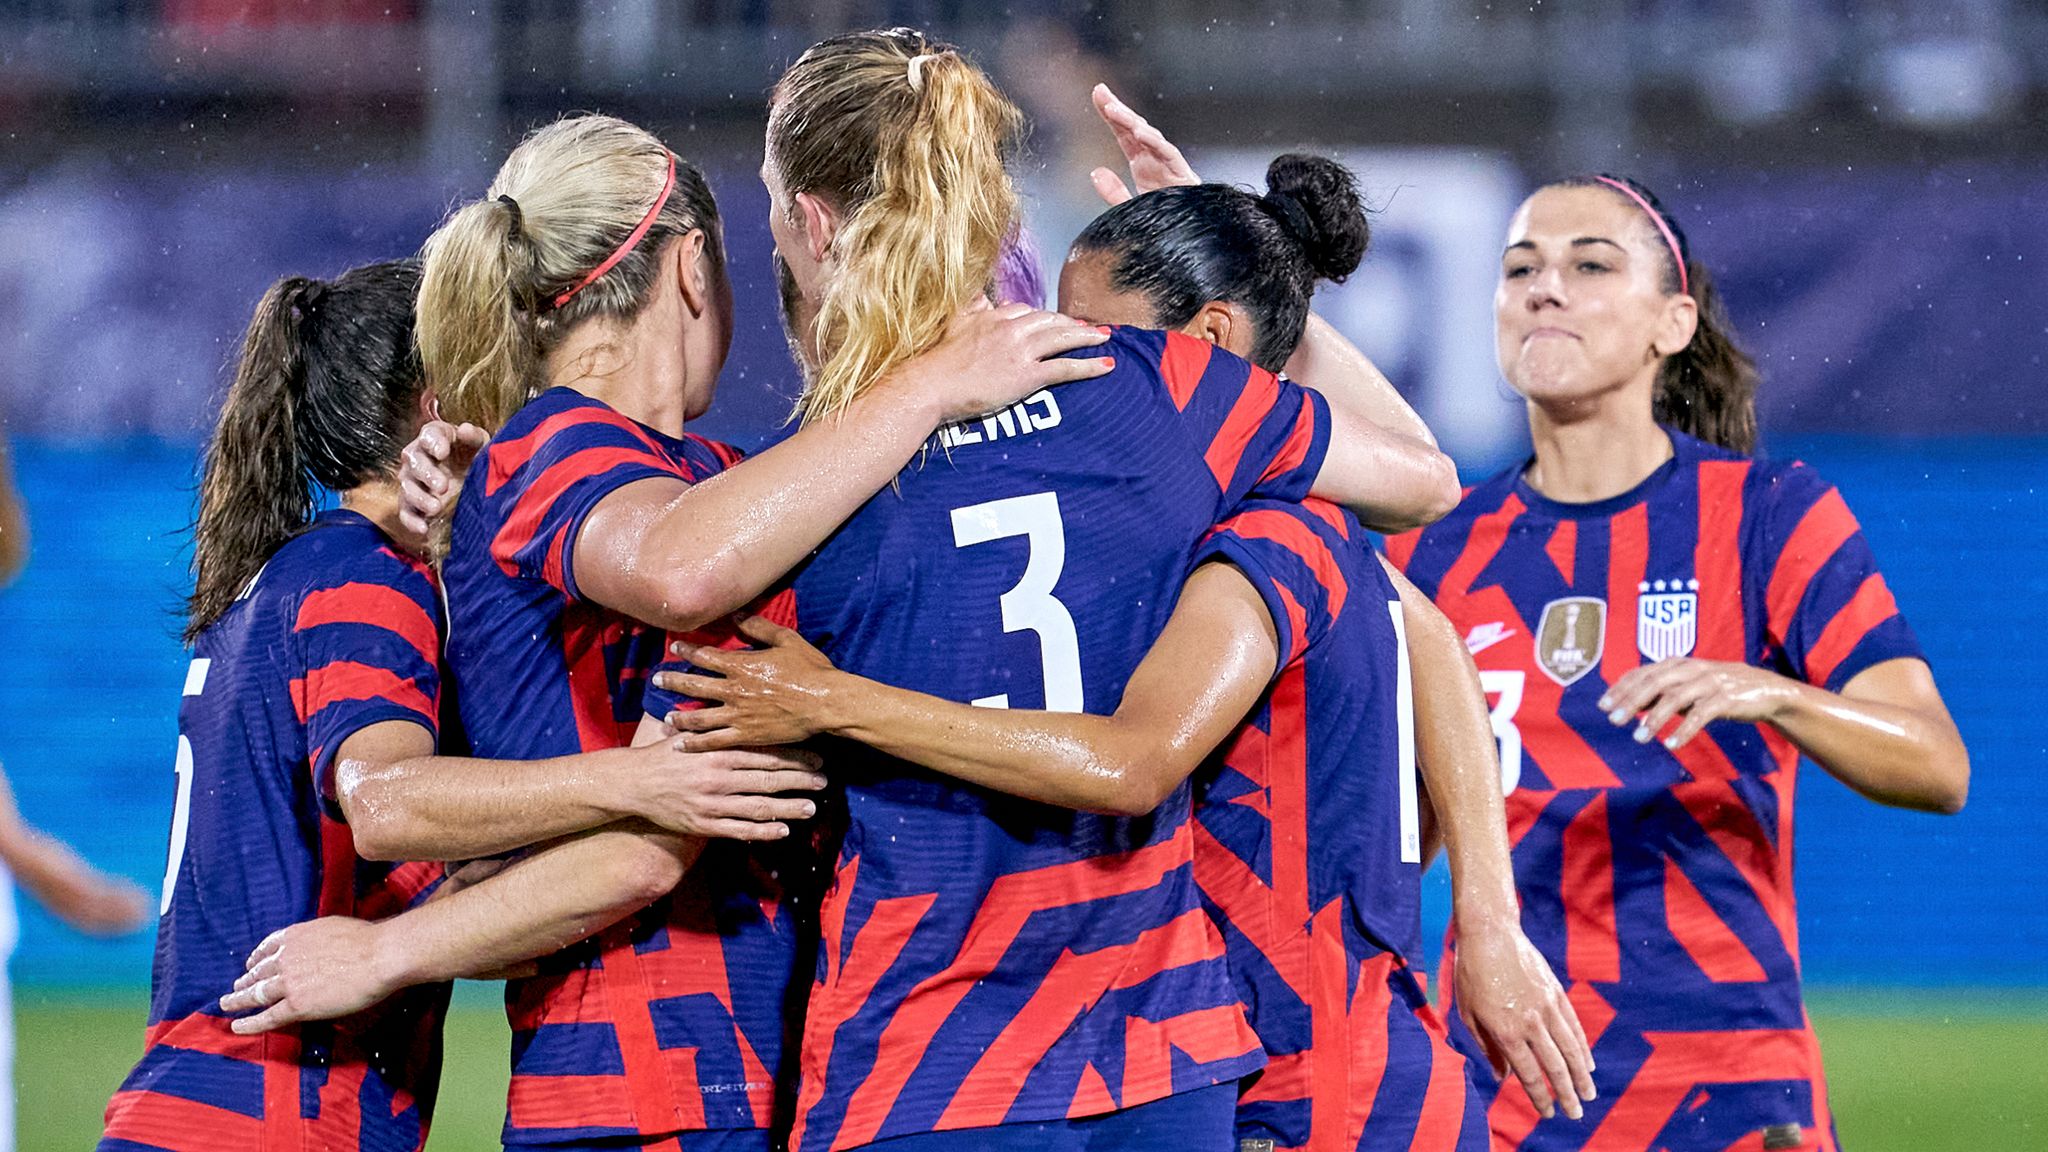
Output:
[479, 387, 677, 498]
[269, 512, 435, 599]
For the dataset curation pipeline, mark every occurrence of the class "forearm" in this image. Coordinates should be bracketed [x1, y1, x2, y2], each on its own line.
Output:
[376, 825, 698, 986]
[1285, 313, 1435, 446]
[1291, 318, 1459, 532]
[0, 441, 26, 587]
[822, 674, 1174, 816]
[630, 378, 946, 630]
[338, 748, 642, 862]
[1769, 677, 1968, 813]
[0, 821, 106, 908]
[1392, 565, 1518, 928]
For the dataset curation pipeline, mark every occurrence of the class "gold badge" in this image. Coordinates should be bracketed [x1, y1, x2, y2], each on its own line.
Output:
[1535, 597, 1606, 686]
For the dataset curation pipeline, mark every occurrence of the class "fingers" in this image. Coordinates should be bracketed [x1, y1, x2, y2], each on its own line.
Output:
[1631, 674, 1714, 746]
[1529, 1026, 1584, 1120]
[735, 614, 803, 649]
[710, 794, 819, 824]
[1023, 316, 1113, 360]
[664, 703, 736, 731]
[673, 728, 748, 754]
[712, 769, 830, 797]
[1037, 355, 1117, 386]
[219, 973, 283, 1016]
[656, 671, 735, 703]
[699, 747, 825, 774]
[697, 819, 791, 842]
[1090, 165, 1134, 207]
[1598, 658, 1690, 722]
[1547, 998, 1598, 1105]
[417, 421, 455, 462]
[229, 1001, 299, 1035]
[1661, 698, 1726, 750]
[667, 643, 742, 677]
[1502, 1038, 1557, 1120]
[453, 423, 489, 452]
[244, 927, 287, 971]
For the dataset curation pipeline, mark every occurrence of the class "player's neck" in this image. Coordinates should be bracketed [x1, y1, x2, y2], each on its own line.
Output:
[1524, 389, 1673, 505]
[339, 479, 424, 555]
[546, 316, 689, 439]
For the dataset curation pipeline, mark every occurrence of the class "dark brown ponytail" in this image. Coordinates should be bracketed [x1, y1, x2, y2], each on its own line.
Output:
[187, 261, 423, 641]
[1656, 258, 1757, 454]
[1556, 174, 1759, 454]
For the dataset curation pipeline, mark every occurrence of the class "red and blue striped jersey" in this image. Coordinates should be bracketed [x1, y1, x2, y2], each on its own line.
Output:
[1387, 429, 1923, 1152]
[1192, 498, 1484, 1152]
[101, 510, 450, 1152]
[441, 387, 795, 1146]
[650, 328, 1329, 1151]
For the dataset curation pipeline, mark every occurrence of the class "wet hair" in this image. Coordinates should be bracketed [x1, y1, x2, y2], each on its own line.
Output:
[1551, 173, 1758, 454]
[768, 27, 1023, 423]
[187, 260, 424, 641]
[1070, 153, 1370, 372]
[418, 114, 724, 431]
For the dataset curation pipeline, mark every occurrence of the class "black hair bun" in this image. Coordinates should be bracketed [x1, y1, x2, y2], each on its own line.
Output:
[1262, 153, 1369, 283]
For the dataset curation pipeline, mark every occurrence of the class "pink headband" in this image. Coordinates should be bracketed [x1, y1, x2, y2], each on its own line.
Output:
[552, 151, 677, 310]
[1594, 176, 1687, 296]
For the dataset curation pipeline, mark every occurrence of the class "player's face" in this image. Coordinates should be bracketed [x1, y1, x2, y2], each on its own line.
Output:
[1495, 185, 1688, 410]
[1056, 249, 1158, 328]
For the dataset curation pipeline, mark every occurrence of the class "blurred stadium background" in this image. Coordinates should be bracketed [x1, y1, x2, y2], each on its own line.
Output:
[2, 0, 2045, 1147]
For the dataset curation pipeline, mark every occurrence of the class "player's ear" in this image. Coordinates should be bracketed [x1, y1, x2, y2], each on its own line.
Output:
[417, 388, 442, 430]
[673, 229, 712, 318]
[794, 192, 842, 265]
[1182, 300, 1257, 363]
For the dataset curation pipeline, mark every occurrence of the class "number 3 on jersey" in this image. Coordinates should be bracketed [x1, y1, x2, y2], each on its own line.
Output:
[951, 492, 1084, 712]
[1479, 669, 1525, 795]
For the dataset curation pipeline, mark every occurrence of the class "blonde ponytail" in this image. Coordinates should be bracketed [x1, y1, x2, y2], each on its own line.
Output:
[417, 114, 724, 431]
[769, 29, 1022, 424]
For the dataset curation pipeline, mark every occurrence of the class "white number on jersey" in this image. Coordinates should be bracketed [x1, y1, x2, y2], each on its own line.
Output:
[1390, 601, 1421, 863]
[950, 492, 1084, 712]
[1479, 668, 1525, 795]
[159, 657, 210, 915]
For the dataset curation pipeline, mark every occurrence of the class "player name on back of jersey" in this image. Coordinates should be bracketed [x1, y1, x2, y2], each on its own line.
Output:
[936, 389, 1062, 449]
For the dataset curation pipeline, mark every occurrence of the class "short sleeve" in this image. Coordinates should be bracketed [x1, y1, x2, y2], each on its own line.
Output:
[1194, 497, 1355, 681]
[642, 585, 801, 722]
[1757, 463, 1924, 692]
[1100, 328, 1332, 510]
[293, 550, 443, 795]
[482, 403, 691, 601]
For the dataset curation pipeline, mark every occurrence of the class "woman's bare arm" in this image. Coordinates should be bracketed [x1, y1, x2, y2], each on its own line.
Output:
[659, 562, 1280, 817]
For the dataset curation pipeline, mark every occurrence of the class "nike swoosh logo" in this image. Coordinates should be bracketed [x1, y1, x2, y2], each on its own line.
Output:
[1465, 622, 1516, 655]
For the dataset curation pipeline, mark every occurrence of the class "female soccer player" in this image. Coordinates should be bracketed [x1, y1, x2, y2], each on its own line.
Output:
[1387, 176, 1969, 1152]
[103, 260, 821, 1152]
[224, 29, 1472, 1152]
[645, 152, 1592, 1152]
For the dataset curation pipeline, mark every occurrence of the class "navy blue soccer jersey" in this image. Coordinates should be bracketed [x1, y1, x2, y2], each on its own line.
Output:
[101, 510, 450, 1152]
[440, 387, 801, 1145]
[649, 327, 1331, 1151]
[1193, 498, 1483, 1152]
[1387, 430, 1925, 1152]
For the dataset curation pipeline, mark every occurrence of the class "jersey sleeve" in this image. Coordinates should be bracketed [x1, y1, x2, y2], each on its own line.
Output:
[642, 586, 801, 722]
[1193, 497, 1355, 678]
[484, 404, 691, 601]
[292, 549, 444, 796]
[1109, 328, 1332, 509]
[1757, 463, 1925, 692]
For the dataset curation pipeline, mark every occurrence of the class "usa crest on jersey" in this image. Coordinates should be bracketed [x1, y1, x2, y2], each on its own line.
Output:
[1637, 578, 1699, 661]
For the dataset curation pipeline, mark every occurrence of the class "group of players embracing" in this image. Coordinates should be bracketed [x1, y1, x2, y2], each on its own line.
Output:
[97, 24, 1969, 1152]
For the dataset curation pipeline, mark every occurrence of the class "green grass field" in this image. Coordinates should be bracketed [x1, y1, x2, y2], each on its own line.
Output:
[21, 986, 2046, 1150]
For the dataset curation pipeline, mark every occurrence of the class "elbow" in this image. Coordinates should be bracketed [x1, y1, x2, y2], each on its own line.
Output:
[1089, 758, 1182, 819]
[1930, 752, 1970, 816]
[337, 771, 410, 862]
[1359, 448, 1462, 535]
[602, 839, 688, 909]
[643, 547, 751, 633]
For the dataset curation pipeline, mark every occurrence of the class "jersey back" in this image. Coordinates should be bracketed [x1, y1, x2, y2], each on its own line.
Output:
[443, 388, 794, 1145]
[101, 511, 448, 1152]
[1389, 430, 1922, 1152]
[1195, 499, 1482, 1152]
[757, 328, 1329, 1151]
